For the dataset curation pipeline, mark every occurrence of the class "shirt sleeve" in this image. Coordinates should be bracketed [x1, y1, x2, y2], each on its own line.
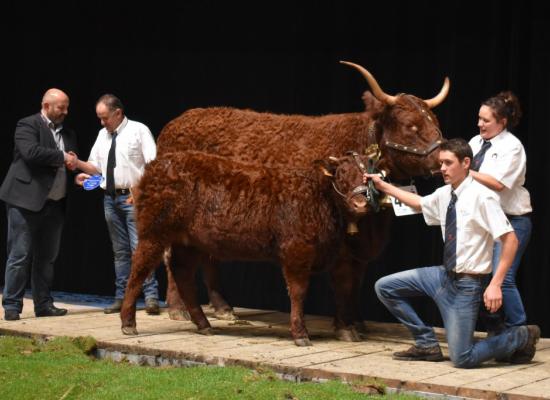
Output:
[476, 194, 513, 240]
[420, 192, 442, 226]
[481, 143, 526, 189]
[87, 136, 101, 171]
[140, 126, 157, 163]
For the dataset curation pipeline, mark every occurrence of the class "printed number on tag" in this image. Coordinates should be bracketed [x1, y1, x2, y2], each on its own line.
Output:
[391, 185, 421, 216]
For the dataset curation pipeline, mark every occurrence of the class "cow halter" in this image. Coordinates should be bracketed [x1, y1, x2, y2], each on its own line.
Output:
[331, 151, 382, 213]
[383, 94, 443, 156]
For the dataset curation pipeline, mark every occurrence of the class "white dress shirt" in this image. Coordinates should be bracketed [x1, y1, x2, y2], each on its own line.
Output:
[469, 130, 532, 215]
[88, 117, 156, 190]
[421, 176, 513, 274]
[41, 112, 66, 200]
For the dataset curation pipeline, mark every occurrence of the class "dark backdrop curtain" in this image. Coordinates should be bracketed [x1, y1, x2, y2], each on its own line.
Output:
[1, 1, 549, 334]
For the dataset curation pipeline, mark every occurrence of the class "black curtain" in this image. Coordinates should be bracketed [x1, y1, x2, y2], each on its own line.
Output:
[1, 1, 549, 334]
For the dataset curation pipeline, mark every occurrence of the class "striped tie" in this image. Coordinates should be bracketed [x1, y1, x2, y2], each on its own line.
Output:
[471, 140, 492, 171]
[443, 191, 457, 273]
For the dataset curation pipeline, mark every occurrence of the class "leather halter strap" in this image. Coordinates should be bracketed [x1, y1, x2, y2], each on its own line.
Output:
[383, 94, 443, 156]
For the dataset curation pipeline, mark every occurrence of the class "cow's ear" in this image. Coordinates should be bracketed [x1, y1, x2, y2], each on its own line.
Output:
[314, 159, 335, 177]
[362, 90, 383, 113]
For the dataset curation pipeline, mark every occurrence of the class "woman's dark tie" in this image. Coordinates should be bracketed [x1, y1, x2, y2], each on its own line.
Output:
[471, 140, 492, 171]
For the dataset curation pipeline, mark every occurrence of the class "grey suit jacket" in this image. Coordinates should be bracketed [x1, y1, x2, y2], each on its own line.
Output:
[0, 113, 78, 211]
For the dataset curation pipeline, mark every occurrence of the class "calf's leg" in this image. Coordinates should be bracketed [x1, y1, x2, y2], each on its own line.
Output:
[120, 238, 165, 335]
[170, 245, 213, 335]
[164, 247, 190, 320]
[280, 258, 313, 346]
[165, 248, 235, 321]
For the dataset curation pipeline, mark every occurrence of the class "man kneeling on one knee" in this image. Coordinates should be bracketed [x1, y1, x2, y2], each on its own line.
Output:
[364, 138, 539, 368]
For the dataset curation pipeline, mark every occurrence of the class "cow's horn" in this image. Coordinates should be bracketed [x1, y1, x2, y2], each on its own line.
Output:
[424, 77, 450, 109]
[340, 61, 397, 105]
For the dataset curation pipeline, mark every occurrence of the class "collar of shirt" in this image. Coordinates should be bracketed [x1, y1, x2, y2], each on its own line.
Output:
[40, 112, 63, 134]
[449, 175, 473, 200]
[478, 129, 510, 147]
[111, 117, 128, 136]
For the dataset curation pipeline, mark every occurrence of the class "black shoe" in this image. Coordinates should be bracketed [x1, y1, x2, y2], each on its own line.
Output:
[104, 299, 123, 314]
[35, 305, 67, 317]
[393, 345, 444, 362]
[4, 310, 20, 321]
[509, 325, 541, 364]
[145, 298, 160, 315]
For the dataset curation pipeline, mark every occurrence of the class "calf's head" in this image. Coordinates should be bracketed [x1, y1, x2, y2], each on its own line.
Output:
[319, 152, 379, 220]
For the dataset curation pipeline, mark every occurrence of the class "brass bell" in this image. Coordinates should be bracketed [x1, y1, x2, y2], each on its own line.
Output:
[380, 194, 393, 208]
[347, 221, 359, 235]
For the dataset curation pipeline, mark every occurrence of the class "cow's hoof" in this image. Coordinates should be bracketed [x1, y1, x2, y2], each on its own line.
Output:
[168, 309, 190, 321]
[122, 326, 138, 335]
[336, 328, 362, 342]
[198, 327, 214, 336]
[294, 338, 312, 347]
[213, 309, 237, 321]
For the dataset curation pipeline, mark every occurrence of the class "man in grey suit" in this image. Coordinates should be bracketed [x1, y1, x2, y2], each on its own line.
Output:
[1, 88, 78, 320]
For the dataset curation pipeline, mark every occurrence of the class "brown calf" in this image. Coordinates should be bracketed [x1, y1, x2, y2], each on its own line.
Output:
[121, 150, 375, 346]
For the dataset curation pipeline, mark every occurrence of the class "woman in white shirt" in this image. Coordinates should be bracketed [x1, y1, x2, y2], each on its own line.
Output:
[469, 91, 532, 334]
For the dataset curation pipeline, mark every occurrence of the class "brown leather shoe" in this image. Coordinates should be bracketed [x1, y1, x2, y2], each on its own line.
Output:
[104, 299, 123, 314]
[393, 345, 444, 362]
[145, 298, 160, 315]
[509, 325, 540, 364]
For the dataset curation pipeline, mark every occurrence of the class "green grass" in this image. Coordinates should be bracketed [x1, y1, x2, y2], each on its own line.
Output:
[0, 335, 420, 400]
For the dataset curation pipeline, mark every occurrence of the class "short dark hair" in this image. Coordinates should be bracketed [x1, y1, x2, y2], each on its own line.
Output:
[97, 94, 125, 114]
[439, 138, 473, 162]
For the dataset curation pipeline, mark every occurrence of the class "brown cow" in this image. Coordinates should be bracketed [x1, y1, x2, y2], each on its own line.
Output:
[121, 150, 378, 346]
[159, 62, 448, 340]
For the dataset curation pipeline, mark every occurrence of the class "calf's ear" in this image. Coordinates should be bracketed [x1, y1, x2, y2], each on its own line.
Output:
[313, 159, 335, 177]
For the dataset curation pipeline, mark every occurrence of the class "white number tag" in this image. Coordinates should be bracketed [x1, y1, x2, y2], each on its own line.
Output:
[391, 185, 421, 216]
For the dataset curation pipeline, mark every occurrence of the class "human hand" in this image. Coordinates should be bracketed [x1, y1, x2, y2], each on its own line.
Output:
[363, 173, 384, 188]
[64, 151, 78, 170]
[483, 283, 503, 313]
[75, 173, 90, 186]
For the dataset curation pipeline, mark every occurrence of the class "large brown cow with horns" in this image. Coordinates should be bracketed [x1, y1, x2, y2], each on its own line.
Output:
[123, 61, 449, 342]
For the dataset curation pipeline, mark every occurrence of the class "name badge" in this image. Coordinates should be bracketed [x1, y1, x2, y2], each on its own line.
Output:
[391, 185, 421, 216]
[83, 175, 104, 191]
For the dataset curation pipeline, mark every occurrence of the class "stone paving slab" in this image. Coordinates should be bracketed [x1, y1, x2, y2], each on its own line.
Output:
[0, 291, 548, 399]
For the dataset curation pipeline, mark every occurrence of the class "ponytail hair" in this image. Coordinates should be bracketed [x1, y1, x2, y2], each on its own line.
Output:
[482, 91, 522, 129]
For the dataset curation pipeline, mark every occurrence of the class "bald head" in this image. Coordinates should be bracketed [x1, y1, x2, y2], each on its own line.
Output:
[41, 88, 70, 125]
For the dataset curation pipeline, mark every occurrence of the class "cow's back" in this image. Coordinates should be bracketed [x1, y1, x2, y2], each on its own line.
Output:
[135, 151, 341, 264]
[157, 107, 373, 166]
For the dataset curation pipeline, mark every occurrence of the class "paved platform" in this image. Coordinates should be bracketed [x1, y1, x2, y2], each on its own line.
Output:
[1, 292, 549, 399]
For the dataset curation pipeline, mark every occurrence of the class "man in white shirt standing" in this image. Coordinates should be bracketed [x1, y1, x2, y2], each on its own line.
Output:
[76, 94, 159, 315]
[365, 138, 539, 368]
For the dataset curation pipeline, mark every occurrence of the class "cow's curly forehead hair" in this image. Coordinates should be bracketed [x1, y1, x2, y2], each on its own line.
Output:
[97, 93, 125, 114]
[439, 138, 472, 162]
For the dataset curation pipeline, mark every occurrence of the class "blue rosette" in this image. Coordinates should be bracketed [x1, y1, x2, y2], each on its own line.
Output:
[83, 175, 104, 191]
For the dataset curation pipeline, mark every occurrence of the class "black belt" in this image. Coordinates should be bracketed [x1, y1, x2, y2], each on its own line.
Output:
[107, 188, 131, 196]
[454, 272, 486, 280]
[505, 213, 531, 219]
